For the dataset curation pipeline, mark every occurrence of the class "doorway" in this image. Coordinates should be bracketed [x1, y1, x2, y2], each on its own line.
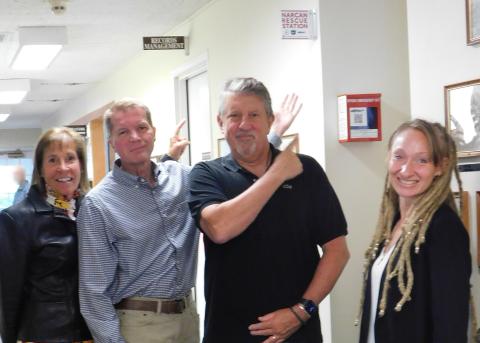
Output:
[173, 55, 211, 339]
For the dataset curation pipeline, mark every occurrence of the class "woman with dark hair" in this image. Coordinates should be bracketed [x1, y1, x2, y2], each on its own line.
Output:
[358, 119, 472, 343]
[0, 127, 92, 343]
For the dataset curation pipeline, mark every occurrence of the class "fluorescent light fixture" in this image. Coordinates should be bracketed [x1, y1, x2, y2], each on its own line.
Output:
[12, 45, 63, 70]
[0, 79, 31, 104]
[0, 113, 10, 122]
[11, 26, 67, 70]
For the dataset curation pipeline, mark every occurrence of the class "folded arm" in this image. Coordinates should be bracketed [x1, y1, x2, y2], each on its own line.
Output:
[199, 144, 302, 244]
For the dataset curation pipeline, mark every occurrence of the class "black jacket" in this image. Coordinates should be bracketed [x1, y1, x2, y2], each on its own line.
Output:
[359, 204, 471, 343]
[0, 185, 91, 343]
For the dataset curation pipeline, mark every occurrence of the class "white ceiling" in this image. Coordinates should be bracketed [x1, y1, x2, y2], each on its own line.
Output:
[0, 0, 212, 129]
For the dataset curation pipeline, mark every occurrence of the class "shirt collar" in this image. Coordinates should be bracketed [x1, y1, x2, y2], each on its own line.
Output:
[112, 158, 162, 186]
[220, 143, 281, 173]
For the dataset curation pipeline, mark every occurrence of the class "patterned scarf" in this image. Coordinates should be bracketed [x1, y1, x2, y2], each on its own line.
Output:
[45, 186, 79, 220]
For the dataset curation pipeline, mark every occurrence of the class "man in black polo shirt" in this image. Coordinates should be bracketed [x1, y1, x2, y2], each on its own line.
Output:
[189, 78, 349, 343]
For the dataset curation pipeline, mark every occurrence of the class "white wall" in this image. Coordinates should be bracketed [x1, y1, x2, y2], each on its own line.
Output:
[0, 128, 41, 151]
[407, 0, 480, 324]
[319, 0, 411, 342]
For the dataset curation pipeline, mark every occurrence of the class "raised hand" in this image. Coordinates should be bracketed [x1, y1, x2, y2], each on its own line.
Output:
[168, 119, 190, 161]
[271, 94, 303, 136]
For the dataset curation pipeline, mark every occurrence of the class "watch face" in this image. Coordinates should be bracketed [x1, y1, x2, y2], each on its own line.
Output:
[301, 298, 318, 315]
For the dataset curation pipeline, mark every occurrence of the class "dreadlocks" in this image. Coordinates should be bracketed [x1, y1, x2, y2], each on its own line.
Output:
[356, 119, 462, 322]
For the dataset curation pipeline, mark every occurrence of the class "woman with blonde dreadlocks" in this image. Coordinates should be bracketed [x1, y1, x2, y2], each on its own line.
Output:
[358, 119, 472, 343]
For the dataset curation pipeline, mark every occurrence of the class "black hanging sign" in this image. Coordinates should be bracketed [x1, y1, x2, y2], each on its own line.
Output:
[143, 36, 185, 50]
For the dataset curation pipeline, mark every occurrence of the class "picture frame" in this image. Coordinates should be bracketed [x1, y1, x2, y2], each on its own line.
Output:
[466, 0, 480, 45]
[444, 79, 480, 157]
[217, 133, 300, 157]
[454, 191, 470, 233]
[279, 133, 300, 152]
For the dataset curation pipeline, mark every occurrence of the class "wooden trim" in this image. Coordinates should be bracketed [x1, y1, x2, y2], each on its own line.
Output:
[90, 117, 107, 186]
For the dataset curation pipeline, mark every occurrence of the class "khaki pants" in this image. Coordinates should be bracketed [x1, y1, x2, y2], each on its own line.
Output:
[118, 296, 200, 343]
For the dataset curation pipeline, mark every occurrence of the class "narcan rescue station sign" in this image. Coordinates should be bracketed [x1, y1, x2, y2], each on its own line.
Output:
[281, 10, 314, 39]
[143, 36, 185, 50]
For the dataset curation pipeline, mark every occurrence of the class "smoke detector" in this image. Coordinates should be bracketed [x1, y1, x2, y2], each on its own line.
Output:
[48, 0, 68, 15]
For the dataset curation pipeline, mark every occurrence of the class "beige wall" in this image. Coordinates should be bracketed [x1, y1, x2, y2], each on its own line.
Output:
[319, 0, 411, 341]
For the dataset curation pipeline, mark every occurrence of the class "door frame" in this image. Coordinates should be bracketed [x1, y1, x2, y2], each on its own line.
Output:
[171, 53, 209, 165]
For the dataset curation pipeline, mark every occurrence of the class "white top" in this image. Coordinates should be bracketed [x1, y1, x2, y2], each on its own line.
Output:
[366, 243, 397, 343]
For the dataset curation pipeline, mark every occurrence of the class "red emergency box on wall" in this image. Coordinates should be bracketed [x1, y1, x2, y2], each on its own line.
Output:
[337, 93, 382, 142]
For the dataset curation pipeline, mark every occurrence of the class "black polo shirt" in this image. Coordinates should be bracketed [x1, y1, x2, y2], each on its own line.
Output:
[189, 146, 347, 343]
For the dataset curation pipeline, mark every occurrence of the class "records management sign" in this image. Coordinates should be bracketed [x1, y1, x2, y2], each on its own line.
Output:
[143, 36, 185, 50]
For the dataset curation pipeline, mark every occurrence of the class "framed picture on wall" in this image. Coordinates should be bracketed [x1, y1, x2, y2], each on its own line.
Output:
[444, 78, 480, 157]
[466, 0, 480, 45]
[217, 134, 300, 157]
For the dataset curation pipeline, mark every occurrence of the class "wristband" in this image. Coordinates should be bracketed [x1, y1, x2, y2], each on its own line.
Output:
[289, 306, 306, 326]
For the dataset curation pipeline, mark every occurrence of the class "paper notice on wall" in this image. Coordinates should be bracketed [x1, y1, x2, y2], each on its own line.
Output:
[281, 10, 315, 39]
